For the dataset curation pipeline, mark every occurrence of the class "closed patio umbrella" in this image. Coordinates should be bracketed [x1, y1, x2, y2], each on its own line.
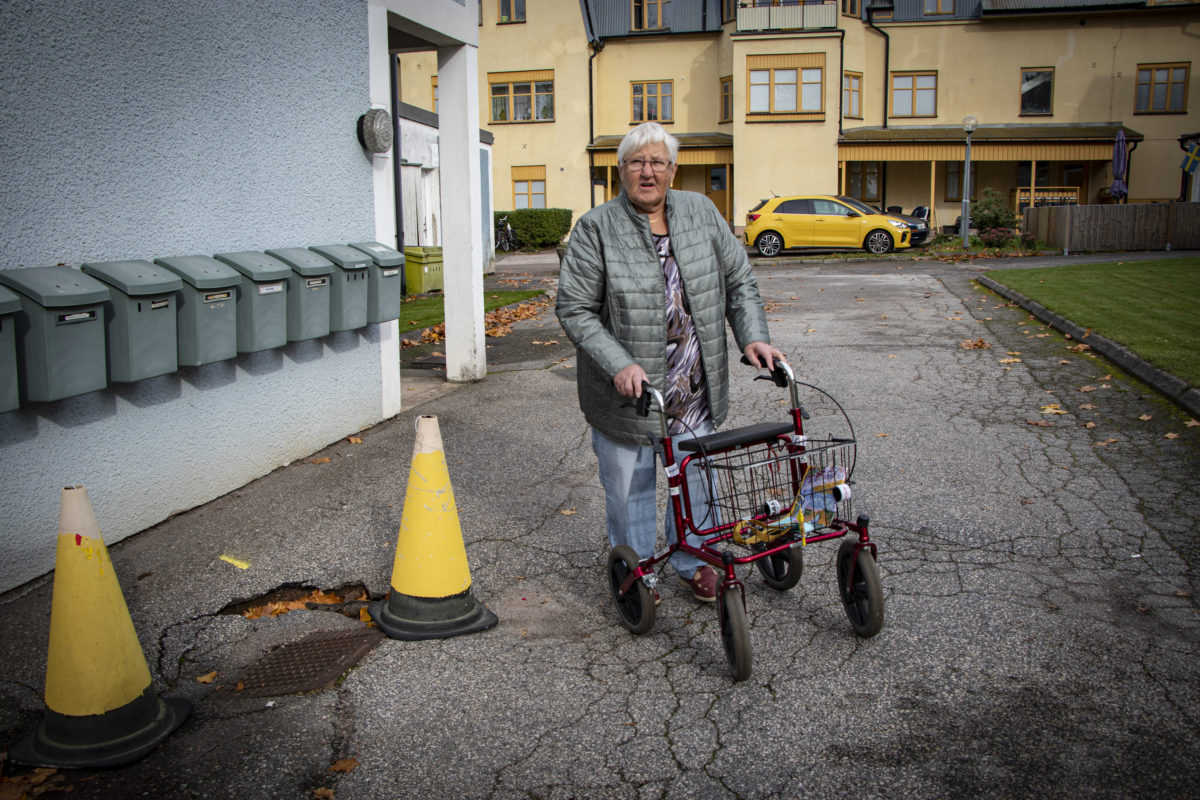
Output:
[1111, 129, 1128, 202]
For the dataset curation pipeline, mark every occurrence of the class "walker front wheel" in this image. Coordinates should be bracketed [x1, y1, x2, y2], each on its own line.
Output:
[718, 587, 752, 681]
[755, 544, 803, 591]
[607, 545, 655, 635]
[835, 540, 884, 638]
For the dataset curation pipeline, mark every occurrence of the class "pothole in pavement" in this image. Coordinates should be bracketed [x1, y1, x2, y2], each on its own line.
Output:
[215, 583, 386, 697]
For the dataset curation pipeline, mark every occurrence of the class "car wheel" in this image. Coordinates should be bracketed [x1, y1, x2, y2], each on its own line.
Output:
[864, 230, 894, 255]
[755, 231, 783, 257]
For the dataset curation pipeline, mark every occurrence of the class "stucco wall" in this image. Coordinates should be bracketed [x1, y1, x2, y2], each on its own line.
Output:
[0, 0, 385, 592]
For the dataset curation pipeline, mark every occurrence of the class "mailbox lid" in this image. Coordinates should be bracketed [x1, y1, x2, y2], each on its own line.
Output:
[0, 285, 19, 315]
[155, 256, 241, 289]
[348, 241, 404, 267]
[81, 260, 183, 296]
[213, 251, 292, 282]
[0, 266, 110, 307]
[266, 248, 335, 276]
[309, 244, 370, 270]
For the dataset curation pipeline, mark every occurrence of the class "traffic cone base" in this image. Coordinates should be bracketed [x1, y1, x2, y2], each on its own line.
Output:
[9, 684, 192, 769]
[368, 589, 498, 641]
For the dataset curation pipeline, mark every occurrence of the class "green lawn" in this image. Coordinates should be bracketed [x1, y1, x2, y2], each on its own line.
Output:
[989, 258, 1200, 386]
[397, 289, 545, 335]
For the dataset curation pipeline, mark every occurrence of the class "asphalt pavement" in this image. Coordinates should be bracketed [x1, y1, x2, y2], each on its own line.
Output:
[2, 247, 1198, 799]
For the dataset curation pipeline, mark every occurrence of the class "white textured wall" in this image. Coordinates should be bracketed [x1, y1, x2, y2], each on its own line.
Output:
[0, 0, 386, 591]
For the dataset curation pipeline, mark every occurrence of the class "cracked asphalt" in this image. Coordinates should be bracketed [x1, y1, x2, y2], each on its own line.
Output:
[1, 249, 1198, 799]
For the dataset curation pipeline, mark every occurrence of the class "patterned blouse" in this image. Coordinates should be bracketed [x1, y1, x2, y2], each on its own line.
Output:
[654, 232, 710, 434]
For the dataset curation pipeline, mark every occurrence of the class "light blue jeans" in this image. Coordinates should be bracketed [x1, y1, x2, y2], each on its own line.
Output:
[592, 421, 717, 580]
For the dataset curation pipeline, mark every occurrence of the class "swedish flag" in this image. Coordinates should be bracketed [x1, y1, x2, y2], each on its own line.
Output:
[1182, 141, 1200, 175]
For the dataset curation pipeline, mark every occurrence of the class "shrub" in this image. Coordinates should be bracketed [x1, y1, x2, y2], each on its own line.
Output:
[494, 208, 573, 250]
[979, 227, 1016, 248]
[1020, 231, 1038, 249]
[971, 188, 1020, 231]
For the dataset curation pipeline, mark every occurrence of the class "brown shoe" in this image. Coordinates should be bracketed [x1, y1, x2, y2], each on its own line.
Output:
[681, 566, 719, 603]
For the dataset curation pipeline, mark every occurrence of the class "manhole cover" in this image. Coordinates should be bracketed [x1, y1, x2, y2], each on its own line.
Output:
[229, 628, 384, 697]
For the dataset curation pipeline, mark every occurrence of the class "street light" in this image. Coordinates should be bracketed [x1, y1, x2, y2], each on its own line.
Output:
[962, 115, 978, 249]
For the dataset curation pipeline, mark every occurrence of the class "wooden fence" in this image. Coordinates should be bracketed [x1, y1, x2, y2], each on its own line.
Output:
[1023, 202, 1200, 252]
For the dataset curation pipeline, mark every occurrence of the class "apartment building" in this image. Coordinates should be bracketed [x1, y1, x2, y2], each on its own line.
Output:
[401, 0, 1198, 236]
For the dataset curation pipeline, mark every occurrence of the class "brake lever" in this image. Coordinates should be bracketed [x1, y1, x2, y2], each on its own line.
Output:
[635, 381, 653, 417]
[740, 354, 789, 388]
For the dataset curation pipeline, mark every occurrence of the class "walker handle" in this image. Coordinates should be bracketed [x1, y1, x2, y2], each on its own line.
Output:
[740, 354, 791, 388]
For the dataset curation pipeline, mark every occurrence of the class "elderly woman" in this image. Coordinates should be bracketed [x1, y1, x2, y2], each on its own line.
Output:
[556, 121, 786, 603]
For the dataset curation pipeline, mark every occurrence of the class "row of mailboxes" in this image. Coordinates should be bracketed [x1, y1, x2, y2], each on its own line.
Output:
[0, 242, 404, 409]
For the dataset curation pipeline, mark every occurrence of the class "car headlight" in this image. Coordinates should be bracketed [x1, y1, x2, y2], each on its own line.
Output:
[887, 218, 907, 230]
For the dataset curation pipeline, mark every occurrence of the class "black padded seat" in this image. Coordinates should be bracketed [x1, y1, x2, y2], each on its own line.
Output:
[677, 421, 794, 453]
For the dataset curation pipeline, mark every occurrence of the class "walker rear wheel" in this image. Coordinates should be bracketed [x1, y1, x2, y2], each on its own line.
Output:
[719, 586, 752, 681]
[754, 544, 803, 591]
[835, 540, 884, 637]
[607, 545, 655, 635]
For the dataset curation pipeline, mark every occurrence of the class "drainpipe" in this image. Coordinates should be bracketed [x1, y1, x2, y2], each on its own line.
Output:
[836, 27, 845, 137]
[388, 54, 407, 293]
[1126, 140, 1137, 202]
[866, 7, 889, 129]
[588, 38, 604, 208]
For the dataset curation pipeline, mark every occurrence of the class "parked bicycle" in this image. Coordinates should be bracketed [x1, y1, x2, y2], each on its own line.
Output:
[495, 215, 519, 252]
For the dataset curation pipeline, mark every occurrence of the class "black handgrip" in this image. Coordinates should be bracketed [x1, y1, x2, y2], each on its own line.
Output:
[635, 381, 653, 417]
[740, 354, 789, 388]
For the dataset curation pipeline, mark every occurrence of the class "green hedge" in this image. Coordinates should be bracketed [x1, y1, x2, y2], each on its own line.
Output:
[494, 208, 573, 250]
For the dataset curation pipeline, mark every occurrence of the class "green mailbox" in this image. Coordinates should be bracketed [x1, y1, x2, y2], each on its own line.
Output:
[0, 266, 110, 402]
[0, 285, 20, 412]
[265, 248, 334, 342]
[213, 252, 290, 353]
[154, 256, 239, 367]
[80, 260, 182, 382]
[308, 245, 369, 332]
[348, 241, 404, 324]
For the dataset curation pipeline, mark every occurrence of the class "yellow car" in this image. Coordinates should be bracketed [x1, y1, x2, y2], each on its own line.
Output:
[744, 194, 912, 256]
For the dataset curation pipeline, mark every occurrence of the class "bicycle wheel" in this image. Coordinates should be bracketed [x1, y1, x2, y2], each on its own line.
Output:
[835, 540, 884, 638]
[718, 586, 752, 681]
[607, 545, 655, 635]
[754, 544, 803, 591]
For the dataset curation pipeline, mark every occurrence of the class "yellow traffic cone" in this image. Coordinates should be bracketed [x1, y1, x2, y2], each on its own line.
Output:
[369, 415, 497, 639]
[9, 485, 190, 768]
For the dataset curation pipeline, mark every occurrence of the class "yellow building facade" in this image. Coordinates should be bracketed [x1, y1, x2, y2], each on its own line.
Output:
[400, 0, 1198, 237]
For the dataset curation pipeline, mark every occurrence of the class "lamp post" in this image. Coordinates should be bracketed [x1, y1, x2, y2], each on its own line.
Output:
[961, 115, 978, 249]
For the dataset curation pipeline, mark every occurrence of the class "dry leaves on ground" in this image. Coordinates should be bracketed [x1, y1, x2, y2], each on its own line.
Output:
[241, 588, 367, 620]
[329, 758, 360, 773]
[485, 300, 547, 337]
[960, 338, 991, 350]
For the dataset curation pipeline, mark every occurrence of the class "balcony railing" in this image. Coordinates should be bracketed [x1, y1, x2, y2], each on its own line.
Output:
[736, 1, 838, 32]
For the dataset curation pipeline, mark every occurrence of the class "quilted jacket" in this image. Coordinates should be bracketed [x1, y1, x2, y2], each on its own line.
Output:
[556, 189, 771, 445]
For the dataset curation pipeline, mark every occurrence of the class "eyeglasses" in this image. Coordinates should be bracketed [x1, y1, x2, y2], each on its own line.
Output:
[624, 157, 672, 173]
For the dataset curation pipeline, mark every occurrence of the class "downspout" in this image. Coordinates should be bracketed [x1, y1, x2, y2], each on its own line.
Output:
[866, 7, 889, 129]
[388, 54, 407, 292]
[1125, 139, 1137, 203]
[836, 27, 845, 137]
[588, 39, 604, 208]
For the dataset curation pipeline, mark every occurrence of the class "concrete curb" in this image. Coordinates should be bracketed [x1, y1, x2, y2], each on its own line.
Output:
[976, 274, 1200, 419]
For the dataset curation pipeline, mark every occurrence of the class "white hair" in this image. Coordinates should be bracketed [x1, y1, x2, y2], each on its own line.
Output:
[617, 121, 679, 165]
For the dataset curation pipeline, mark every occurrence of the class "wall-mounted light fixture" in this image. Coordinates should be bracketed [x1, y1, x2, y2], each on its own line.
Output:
[358, 108, 393, 154]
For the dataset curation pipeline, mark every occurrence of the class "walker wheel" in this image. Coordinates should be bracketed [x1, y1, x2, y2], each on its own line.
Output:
[607, 545, 655, 635]
[754, 544, 803, 591]
[718, 586, 752, 681]
[835, 540, 884, 637]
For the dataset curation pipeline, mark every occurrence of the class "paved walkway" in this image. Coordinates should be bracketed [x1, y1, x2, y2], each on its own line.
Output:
[1, 250, 1198, 799]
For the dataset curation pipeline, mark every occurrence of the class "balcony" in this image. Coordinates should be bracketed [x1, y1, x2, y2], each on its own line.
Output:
[736, 1, 838, 32]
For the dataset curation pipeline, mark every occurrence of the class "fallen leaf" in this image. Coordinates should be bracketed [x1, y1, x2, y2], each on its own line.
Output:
[999, 358, 1022, 364]
[196, 670, 218, 684]
[1040, 404, 1068, 415]
[1100, 374, 1111, 380]
[1006, 351, 1021, 356]
[310, 457, 332, 465]
[348, 436, 363, 444]
[329, 758, 360, 773]
[1177, 590, 1193, 598]
[560, 509, 578, 516]
[313, 789, 335, 800]
[1079, 403, 1097, 410]
[359, 607, 372, 623]
[1059, 360, 1071, 365]
[235, 681, 245, 691]
[1165, 432, 1180, 440]
[959, 338, 991, 350]
[1025, 419, 1054, 427]
[1186, 419, 1200, 427]
[873, 433, 891, 438]
[1069, 343, 1091, 353]
[1085, 422, 1097, 429]
[1078, 385, 1097, 393]
[1094, 438, 1118, 447]
[1138, 414, 1152, 421]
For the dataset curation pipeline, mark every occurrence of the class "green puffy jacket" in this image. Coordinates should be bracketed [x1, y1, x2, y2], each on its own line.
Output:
[556, 189, 771, 445]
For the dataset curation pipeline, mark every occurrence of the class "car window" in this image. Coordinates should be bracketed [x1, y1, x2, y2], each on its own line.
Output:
[749, 199, 768, 213]
[812, 199, 853, 216]
[775, 199, 812, 214]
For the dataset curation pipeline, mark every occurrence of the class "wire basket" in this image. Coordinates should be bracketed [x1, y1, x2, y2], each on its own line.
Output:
[687, 436, 855, 548]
